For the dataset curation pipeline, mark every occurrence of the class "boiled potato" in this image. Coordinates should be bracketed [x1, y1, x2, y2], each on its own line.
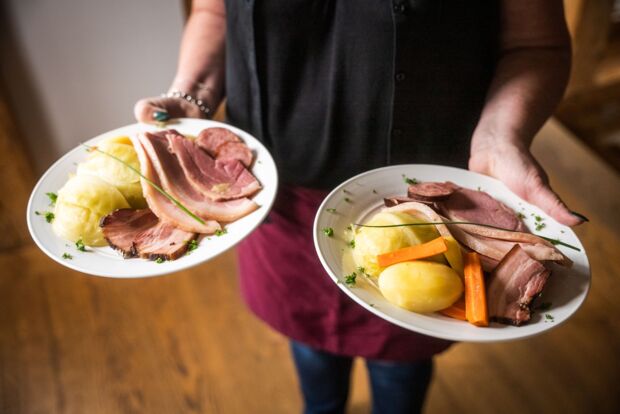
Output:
[352, 212, 445, 277]
[52, 174, 130, 246]
[378, 261, 463, 313]
[76, 137, 146, 208]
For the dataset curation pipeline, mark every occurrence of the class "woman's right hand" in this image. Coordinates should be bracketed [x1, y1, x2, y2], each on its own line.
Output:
[134, 94, 207, 124]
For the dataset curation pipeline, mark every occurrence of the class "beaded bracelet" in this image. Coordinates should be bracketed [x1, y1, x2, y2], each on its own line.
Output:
[162, 90, 211, 117]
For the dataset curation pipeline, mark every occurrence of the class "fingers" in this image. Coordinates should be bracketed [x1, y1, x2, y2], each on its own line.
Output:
[133, 97, 205, 124]
[524, 180, 585, 227]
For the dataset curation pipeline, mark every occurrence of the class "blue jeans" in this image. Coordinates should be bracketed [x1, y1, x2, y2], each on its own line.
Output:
[290, 341, 433, 414]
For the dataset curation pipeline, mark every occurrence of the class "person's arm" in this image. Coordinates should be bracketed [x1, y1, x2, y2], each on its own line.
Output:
[134, 0, 226, 122]
[469, 0, 586, 226]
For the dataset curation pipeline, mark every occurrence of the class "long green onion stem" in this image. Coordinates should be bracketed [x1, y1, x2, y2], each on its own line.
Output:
[353, 221, 581, 252]
[81, 143, 206, 225]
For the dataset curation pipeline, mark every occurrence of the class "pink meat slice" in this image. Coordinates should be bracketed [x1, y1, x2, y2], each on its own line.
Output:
[138, 132, 259, 223]
[442, 187, 527, 232]
[216, 141, 254, 167]
[100, 208, 158, 257]
[407, 181, 460, 201]
[101, 208, 197, 260]
[196, 127, 241, 156]
[195, 127, 254, 168]
[488, 245, 551, 326]
[130, 135, 221, 234]
[166, 131, 261, 201]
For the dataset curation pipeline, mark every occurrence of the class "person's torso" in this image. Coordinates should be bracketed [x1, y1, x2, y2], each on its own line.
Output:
[225, 0, 500, 189]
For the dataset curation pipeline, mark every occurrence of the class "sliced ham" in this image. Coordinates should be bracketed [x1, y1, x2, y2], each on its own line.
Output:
[130, 135, 221, 234]
[196, 127, 254, 167]
[101, 208, 197, 260]
[407, 181, 459, 201]
[166, 131, 261, 201]
[441, 187, 528, 232]
[488, 245, 551, 326]
[138, 132, 259, 223]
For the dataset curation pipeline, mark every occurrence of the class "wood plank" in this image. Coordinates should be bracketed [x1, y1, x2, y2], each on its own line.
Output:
[0, 83, 36, 251]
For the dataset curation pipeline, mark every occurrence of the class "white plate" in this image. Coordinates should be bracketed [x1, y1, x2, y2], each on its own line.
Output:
[27, 118, 278, 278]
[313, 164, 590, 342]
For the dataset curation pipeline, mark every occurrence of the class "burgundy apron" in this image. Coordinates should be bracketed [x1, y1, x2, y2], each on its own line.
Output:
[237, 185, 452, 361]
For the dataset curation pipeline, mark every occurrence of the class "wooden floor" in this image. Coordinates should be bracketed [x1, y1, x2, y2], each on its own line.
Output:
[1, 120, 619, 414]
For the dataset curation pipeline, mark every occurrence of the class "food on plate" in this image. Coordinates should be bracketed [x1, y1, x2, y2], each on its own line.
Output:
[196, 127, 254, 167]
[47, 127, 262, 261]
[463, 252, 488, 327]
[352, 212, 444, 277]
[377, 236, 449, 268]
[76, 136, 147, 208]
[52, 174, 130, 246]
[100, 208, 197, 260]
[378, 261, 463, 313]
[132, 131, 258, 226]
[487, 244, 551, 326]
[342, 180, 575, 327]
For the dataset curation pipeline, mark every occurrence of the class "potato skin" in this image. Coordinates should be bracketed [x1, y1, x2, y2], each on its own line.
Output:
[378, 261, 463, 313]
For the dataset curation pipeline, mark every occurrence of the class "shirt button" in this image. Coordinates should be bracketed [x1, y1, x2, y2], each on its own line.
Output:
[393, 3, 407, 14]
[395, 72, 406, 82]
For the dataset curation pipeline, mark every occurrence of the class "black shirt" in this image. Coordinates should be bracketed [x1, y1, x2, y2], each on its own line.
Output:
[225, 0, 499, 189]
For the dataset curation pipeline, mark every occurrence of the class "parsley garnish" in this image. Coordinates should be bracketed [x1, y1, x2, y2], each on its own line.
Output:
[62, 252, 73, 260]
[326, 208, 337, 213]
[535, 222, 546, 231]
[372, 189, 378, 194]
[46, 192, 58, 205]
[155, 257, 165, 264]
[348, 239, 356, 248]
[343, 189, 351, 195]
[35, 211, 55, 223]
[356, 266, 365, 273]
[402, 174, 418, 185]
[75, 239, 86, 251]
[517, 212, 526, 220]
[323, 227, 334, 237]
[346, 224, 352, 231]
[344, 272, 357, 286]
[187, 239, 198, 252]
[544, 313, 554, 322]
[344, 197, 352, 203]
[215, 229, 227, 236]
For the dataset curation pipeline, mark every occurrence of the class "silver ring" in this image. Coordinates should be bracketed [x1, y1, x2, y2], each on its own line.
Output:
[162, 90, 211, 116]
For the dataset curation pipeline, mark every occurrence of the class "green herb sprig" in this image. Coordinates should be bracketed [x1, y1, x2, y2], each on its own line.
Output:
[353, 221, 581, 251]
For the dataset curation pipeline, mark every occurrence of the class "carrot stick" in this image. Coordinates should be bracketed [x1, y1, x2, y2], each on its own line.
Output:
[377, 237, 448, 267]
[464, 252, 488, 327]
[439, 296, 467, 321]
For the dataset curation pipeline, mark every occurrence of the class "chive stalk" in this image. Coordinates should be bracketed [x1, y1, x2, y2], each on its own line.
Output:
[353, 221, 581, 252]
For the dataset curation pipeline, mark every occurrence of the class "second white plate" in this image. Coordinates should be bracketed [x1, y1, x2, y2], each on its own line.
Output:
[313, 164, 590, 342]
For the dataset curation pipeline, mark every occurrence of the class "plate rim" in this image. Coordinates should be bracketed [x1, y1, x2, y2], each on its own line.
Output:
[27, 118, 279, 278]
[313, 163, 591, 343]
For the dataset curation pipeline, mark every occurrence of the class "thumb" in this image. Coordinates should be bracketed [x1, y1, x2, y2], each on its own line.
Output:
[523, 182, 585, 227]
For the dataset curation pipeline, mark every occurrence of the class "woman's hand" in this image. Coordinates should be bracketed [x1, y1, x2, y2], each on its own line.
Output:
[134, 94, 207, 124]
[469, 142, 586, 226]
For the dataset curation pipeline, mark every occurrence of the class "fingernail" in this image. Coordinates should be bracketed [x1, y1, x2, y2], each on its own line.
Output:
[570, 211, 589, 222]
[153, 110, 170, 122]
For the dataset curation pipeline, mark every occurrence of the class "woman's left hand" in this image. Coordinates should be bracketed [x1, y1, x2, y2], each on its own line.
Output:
[469, 142, 586, 226]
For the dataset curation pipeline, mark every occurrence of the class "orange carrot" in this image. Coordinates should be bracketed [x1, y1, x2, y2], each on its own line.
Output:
[377, 237, 448, 268]
[464, 252, 488, 327]
[439, 296, 467, 321]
